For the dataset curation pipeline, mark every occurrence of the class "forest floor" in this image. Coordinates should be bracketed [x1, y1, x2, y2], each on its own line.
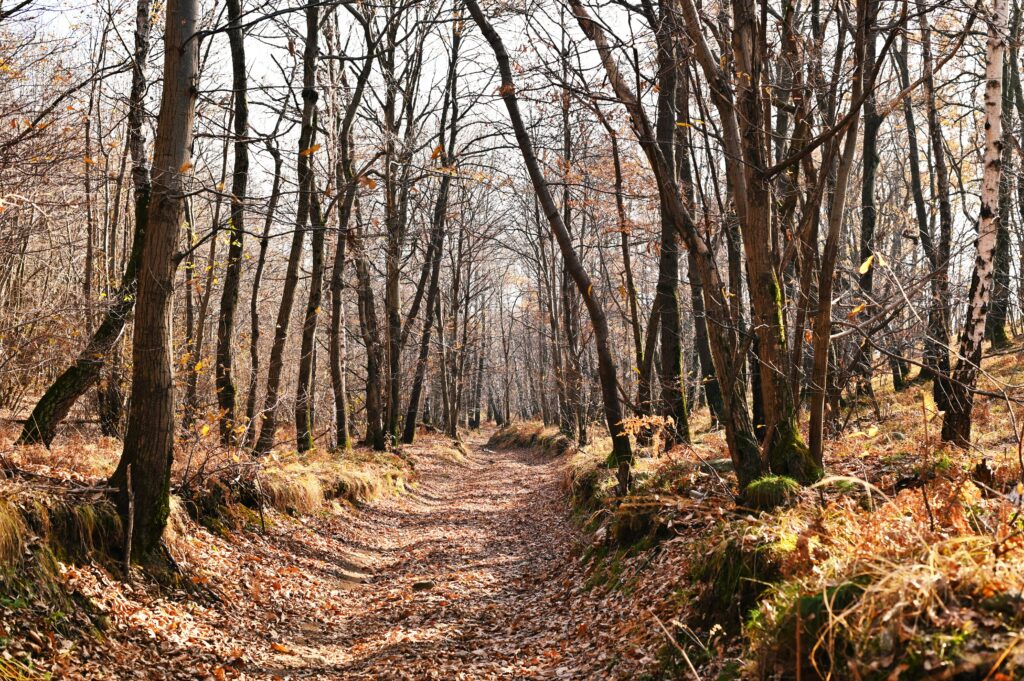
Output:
[0, 429, 661, 680]
[8, 346, 1024, 680]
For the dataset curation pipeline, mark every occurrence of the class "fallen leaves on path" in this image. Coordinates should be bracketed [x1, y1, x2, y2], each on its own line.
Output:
[9, 432, 666, 680]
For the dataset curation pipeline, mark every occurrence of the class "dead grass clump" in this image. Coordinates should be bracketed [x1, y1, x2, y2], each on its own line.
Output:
[488, 422, 576, 458]
[261, 471, 324, 516]
[175, 441, 414, 527]
[259, 446, 413, 515]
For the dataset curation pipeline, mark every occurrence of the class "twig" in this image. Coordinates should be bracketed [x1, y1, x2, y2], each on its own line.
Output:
[649, 608, 701, 680]
[123, 464, 134, 580]
[921, 486, 936, 533]
[983, 633, 1023, 680]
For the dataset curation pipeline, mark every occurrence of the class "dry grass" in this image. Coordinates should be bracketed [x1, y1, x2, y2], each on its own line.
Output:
[487, 422, 577, 458]
[259, 446, 413, 515]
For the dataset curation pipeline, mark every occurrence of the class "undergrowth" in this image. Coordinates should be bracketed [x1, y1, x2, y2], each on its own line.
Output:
[505, 345, 1024, 679]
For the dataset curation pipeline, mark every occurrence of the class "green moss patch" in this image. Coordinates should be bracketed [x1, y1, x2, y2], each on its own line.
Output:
[742, 475, 800, 511]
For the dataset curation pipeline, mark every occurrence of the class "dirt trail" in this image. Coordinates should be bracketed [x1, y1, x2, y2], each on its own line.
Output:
[253, 434, 608, 680]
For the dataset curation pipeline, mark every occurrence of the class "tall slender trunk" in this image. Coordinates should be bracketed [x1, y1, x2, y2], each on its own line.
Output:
[855, 0, 881, 390]
[183, 112, 228, 429]
[214, 0, 249, 444]
[242, 143, 281, 447]
[401, 11, 461, 444]
[941, 0, 1009, 444]
[326, 9, 372, 451]
[110, 0, 198, 559]
[808, 0, 868, 466]
[677, 67, 724, 425]
[254, 0, 318, 455]
[653, 24, 690, 447]
[355, 219, 386, 451]
[296, 185, 326, 452]
[470, 316, 485, 429]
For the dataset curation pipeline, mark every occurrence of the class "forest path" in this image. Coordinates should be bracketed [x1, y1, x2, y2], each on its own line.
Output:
[255, 432, 600, 680]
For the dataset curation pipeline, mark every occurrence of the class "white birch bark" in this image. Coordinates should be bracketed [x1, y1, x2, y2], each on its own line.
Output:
[941, 0, 1010, 444]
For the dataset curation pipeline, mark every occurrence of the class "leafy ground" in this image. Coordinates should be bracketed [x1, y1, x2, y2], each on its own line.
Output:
[4, 345, 1024, 680]
[0, 429, 668, 680]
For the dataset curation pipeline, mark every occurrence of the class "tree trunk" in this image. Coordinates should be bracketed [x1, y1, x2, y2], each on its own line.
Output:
[214, 0, 249, 444]
[941, 0, 1009, 444]
[296, 185, 327, 452]
[855, 0, 881, 391]
[653, 26, 690, 448]
[355, 228, 387, 451]
[894, 37, 946, 390]
[110, 0, 198, 559]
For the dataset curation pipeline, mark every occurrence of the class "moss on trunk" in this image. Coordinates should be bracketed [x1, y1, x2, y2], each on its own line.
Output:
[766, 420, 821, 485]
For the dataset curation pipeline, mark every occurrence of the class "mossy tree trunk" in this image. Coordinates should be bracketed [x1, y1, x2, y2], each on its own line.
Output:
[16, 0, 153, 448]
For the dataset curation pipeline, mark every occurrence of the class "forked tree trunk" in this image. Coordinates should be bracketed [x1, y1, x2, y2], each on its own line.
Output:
[401, 13, 461, 444]
[941, 0, 1009, 444]
[808, 0, 869, 465]
[326, 9, 372, 451]
[16, 0, 153, 447]
[110, 0, 198, 559]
